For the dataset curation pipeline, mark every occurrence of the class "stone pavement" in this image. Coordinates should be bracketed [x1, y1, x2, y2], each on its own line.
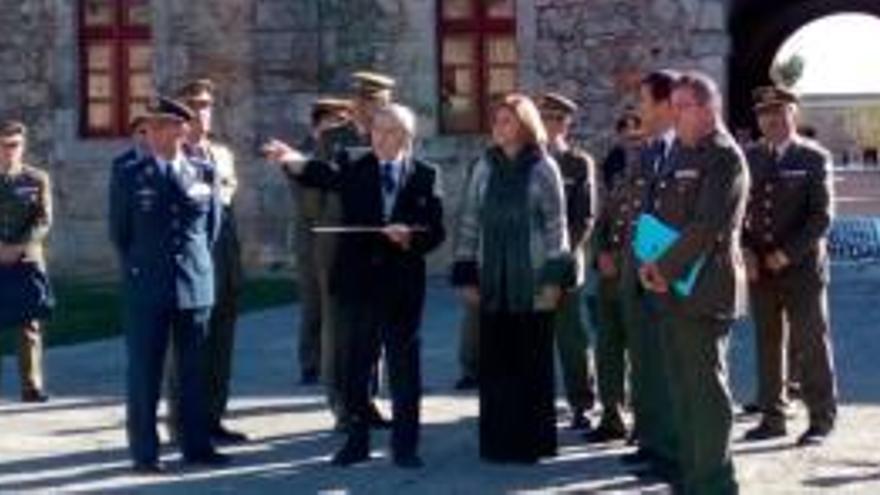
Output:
[2, 265, 880, 494]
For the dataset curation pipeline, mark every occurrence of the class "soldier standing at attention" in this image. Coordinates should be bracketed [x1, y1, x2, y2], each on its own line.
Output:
[639, 72, 749, 494]
[741, 85, 837, 446]
[538, 92, 597, 430]
[110, 97, 228, 473]
[294, 97, 352, 386]
[0, 120, 52, 403]
[165, 78, 248, 444]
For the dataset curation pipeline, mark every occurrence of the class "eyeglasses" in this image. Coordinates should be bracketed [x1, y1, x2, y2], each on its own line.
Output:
[0, 140, 23, 149]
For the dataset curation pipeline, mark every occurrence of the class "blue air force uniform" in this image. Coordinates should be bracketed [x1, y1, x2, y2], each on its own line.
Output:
[109, 151, 221, 466]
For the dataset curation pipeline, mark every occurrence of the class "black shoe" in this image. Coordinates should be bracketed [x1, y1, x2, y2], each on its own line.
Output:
[584, 423, 627, 443]
[132, 461, 167, 475]
[393, 454, 424, 469]
[454, 376, 478, 390]
[367, 404, 391, 429]
[569, 408, 592, 430]
[211, 424, 249, 444]
[184, 451, 231, 467]
[620, 449, 655, 465]
[331, 440, 370, 466]
[21, 389, 50, 403]
[740, 402, 763, 415]
[743, 422, 787, 441]
[797, 425, 832, 447]
[300, 369, 320, 386]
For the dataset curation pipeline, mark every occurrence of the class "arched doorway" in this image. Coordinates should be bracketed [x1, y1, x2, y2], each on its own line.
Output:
[728, 0, 880, 130]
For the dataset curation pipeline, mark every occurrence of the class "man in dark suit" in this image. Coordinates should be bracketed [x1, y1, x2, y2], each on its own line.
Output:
[639, 72, 749, 494]
[741, 86, 837, 446]
[264, 103, 445, 468]
[109, 97, 228, 473]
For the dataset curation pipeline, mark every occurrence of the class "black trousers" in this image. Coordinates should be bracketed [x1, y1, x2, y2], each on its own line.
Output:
[479, 310, 556, 463]
[339, 285, 424, 457]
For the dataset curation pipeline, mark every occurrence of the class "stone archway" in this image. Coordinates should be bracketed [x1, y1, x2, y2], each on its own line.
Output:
[728, 0, 880, 130]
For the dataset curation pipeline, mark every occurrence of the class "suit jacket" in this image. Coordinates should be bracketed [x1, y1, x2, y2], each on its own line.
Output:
[297, 152, 445, 303]
[109, 154, 221, 309]
[652, 130, 750, 321]
[742, 137, 833, 284]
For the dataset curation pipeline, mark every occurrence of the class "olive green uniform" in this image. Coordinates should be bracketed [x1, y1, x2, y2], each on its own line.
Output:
[742, 138, 837, 431]
[552, 146, 597, 413]
[0, 164, 52, 396]
[651, 130, 749, 495]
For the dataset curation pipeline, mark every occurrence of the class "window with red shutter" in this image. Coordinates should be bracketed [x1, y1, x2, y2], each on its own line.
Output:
[79, 0, 153, 138]
[438, 0, 517, 133]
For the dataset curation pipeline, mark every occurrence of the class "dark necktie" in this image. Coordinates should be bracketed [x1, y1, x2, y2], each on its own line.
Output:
[655, 139, 668, 175]
[382, 162, 396, 195]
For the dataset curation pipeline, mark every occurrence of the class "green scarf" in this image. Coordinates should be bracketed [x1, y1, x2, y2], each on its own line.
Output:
[480, 144, 542, 312]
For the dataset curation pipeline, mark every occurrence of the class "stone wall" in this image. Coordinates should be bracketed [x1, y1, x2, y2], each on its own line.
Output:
[0, 0, 734, 279]
[525, 0, 730, 153]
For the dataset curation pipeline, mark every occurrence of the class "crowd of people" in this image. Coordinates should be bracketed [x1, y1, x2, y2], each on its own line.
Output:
[0, 66, 839, 494]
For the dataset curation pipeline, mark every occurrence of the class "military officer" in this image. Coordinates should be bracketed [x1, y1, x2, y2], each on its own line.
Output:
[589, 72, 683, 478]
[293, 97, 353, 386]
[589, 121, 643, 444]
[741, 85, 837, 446]
[0, 120, 52, 403]
[109, 97, 228, 473]
[538, 92, 597, 430]
[639, 72, 748, 494]
[164, 78, 248, 444]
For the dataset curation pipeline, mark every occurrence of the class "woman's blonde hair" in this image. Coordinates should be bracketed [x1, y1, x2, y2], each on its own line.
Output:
[494, 93, 548, 148]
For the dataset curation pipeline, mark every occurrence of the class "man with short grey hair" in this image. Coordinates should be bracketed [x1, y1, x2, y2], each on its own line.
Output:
[264, 102, 445, 468]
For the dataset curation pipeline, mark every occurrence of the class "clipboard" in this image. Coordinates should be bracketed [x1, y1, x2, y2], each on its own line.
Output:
[633, 213, 706, 297]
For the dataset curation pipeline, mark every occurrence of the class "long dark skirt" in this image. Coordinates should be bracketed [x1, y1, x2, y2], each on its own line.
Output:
[479, 310, 556, 463]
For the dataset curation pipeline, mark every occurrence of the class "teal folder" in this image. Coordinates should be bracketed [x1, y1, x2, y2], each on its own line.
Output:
[633, 213, 706, 297]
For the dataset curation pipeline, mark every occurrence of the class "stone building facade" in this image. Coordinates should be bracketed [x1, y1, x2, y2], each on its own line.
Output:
[0, 0, 730, 278]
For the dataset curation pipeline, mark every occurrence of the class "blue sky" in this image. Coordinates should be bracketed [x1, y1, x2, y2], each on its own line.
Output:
[775, 13, 880, 95]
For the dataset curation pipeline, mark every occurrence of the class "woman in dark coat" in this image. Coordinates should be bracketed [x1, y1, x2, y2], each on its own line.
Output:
[452, 93, 573, 463]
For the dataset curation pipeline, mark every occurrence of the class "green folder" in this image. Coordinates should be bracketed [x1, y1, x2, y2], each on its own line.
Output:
[633, 213, 706, 297]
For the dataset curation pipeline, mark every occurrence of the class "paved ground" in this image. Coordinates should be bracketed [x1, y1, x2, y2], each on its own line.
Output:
[2, 264, 880, 494]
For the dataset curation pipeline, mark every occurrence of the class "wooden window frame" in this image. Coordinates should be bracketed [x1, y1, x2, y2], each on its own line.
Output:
[78, 0, 152, 138]
[437, 0, 517, 134]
